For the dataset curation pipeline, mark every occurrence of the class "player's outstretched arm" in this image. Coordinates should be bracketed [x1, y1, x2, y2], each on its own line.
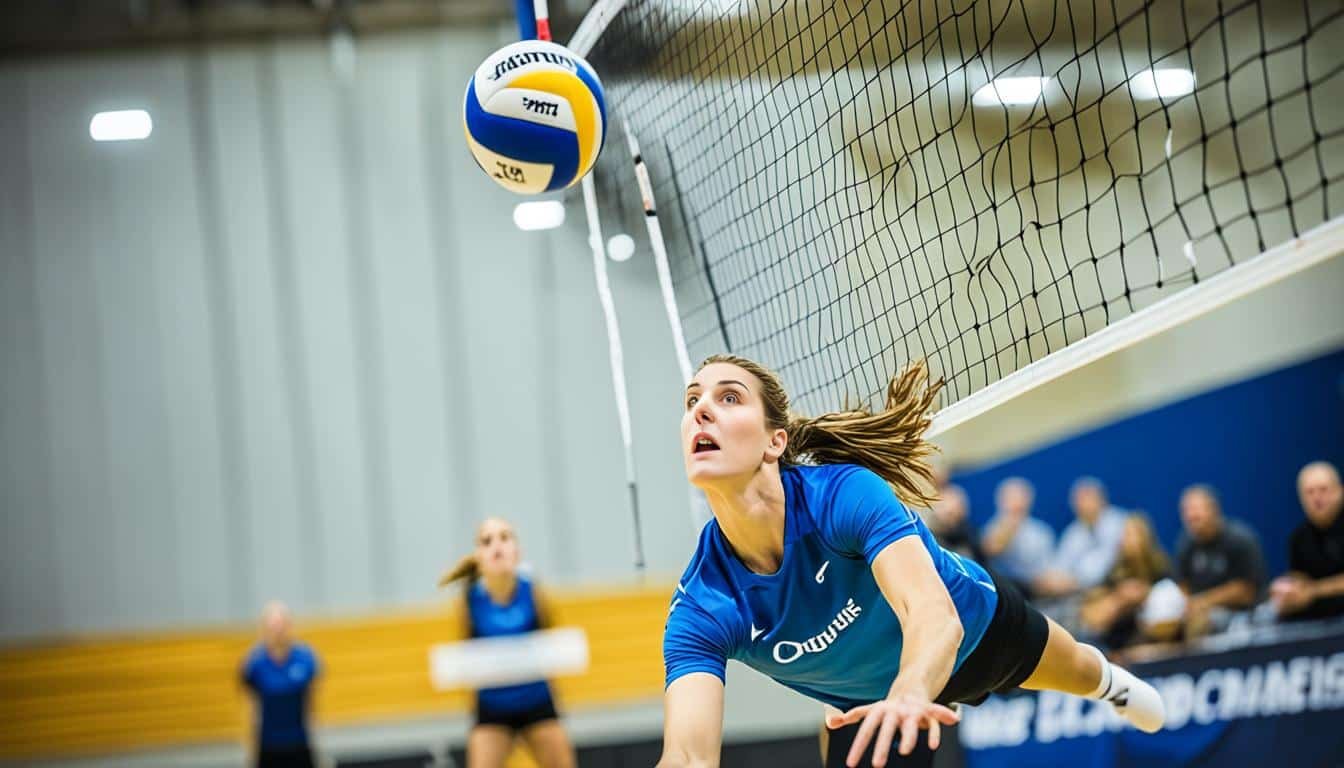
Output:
[657, 672, 725, 768]
[828, 538, 962, 766]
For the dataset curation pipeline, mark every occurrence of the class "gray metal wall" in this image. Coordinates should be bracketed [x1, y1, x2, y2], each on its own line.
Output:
[0, 27, 696, 640]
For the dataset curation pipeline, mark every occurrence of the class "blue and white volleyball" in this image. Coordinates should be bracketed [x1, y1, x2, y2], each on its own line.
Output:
[463, 40, 607, 195]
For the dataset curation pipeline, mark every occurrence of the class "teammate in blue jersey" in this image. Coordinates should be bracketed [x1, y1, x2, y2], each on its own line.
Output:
[439, 518, 577, 768]
[659, 355, 1165, 768]
[240, 602, 319, 768]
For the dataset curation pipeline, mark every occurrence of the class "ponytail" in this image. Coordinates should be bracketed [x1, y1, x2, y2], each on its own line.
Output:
[700, 355, 943, 508]
[437, 552, 480, 589]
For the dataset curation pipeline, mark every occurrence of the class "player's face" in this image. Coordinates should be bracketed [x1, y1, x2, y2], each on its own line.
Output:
[682, 362, 784, 487]
[475, 518, 520, 577]
[261, 606, 292, 649]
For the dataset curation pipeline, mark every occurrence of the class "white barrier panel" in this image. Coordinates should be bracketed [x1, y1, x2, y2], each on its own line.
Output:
[428, 627, 590, 690]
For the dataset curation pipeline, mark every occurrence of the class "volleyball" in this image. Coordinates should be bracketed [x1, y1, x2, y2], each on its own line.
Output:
[462, 39, 607, 195]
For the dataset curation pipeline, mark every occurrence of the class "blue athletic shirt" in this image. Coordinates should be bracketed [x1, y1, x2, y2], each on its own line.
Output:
[468, 575, 554, 713]
[664, 463, 998, 711]
[241, 643, 318, 749]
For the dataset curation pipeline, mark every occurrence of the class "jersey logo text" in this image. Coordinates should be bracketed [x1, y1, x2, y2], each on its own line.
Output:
[772, 597, 862, 664]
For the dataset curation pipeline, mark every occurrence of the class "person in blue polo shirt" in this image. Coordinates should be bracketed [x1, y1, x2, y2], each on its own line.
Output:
[241, 601, 319, 768]
[660, 355, 1166, 768]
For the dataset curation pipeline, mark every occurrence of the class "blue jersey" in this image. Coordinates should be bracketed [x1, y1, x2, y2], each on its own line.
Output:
[467, 575, 554, 713]
[241, 643, 318, 748]
[664, 463, 998, 711]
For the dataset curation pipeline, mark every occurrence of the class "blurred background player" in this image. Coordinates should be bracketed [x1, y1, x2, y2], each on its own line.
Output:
[240, 602, 320, 768]
[439, 518, 577, 768]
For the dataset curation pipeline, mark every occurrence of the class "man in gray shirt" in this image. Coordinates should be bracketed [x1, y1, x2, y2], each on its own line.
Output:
[1035, 477, 1127, 598]
[980, 477, 1056, 597]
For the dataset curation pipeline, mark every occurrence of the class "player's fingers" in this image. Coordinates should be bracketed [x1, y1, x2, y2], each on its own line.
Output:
[870, 711, 900, 768]
[823, 704, 845, 729]
[846, 708, 883, 767]
[897, 713, 919, 756]
[927, 719, 942, 751]
[929, 703, 961, 725]
[834, 704, 869, 728]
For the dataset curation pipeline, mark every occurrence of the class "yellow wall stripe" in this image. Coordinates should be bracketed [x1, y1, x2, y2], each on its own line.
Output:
[0, 584, 670, 761]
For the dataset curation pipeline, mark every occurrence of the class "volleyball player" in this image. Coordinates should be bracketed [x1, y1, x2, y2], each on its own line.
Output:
[439, 518, 577, 768]
[240, 602, 319, 768]
[658, 355, 1165, 768]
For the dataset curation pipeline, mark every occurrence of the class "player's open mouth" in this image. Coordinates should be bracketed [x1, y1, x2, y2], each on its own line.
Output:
[691, 433, 720, 453]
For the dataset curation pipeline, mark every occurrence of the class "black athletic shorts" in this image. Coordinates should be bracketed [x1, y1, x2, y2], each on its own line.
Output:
[256, 745, 314, 768]
[825, 570, 1051, 766]
[475, 695, 560, 732]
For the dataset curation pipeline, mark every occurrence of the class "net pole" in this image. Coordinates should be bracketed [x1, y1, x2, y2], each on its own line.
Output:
[532, 0, 551, 41]
[625, 126, 695, 382]
[568, 0, 627, 57]
[581, 174, 646, 572]
[625, 126, 712, 531]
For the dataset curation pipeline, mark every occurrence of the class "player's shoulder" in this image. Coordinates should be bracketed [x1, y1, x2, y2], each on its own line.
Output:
[784, 461, 871, 489]
[514, 572, 538, 595]
[242, 644, 267, 669]
[668, 523, 748, 636]
[783, 462, 879, 515]
[787, 462, 912, 527]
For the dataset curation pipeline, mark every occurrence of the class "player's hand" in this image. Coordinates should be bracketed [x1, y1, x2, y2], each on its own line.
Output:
[825, 691, 960, 767]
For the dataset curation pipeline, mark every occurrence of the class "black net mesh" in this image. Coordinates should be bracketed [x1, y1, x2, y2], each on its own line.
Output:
[585, 0, 1344, 413]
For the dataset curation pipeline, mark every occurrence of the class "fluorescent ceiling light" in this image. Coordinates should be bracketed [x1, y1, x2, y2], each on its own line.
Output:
[972, 77, 1050, 107]
[90, 110, 153, 142]
[1129, 68, 1196, 100]
[513, 200, 565, 231]
[607, 233, 635, 262]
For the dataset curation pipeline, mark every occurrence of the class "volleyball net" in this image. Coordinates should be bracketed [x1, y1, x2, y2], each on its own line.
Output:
[577, 0, 1344, 427]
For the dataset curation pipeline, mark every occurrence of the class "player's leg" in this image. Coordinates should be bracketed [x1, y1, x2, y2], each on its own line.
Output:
[1019, 617, 1165, 732]
[520, 718, 577, 768]
[466, 725, 514, 768]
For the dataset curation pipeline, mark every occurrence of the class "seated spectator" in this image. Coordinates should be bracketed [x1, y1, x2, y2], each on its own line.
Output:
[1272, 461, 1344, 621]
[1079, 513, 1170, 649]
[1034, 477, 1127, 598]
[241, 601, 320, 768]
[1169, 484, 1266, 638]
[926, 483, 981, 561]
[979, 477, 1054, 597]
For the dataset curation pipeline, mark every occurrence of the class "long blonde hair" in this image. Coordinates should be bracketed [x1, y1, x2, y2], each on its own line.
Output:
[1111, 513, 1170, 584]
[700, 354, 942, 508]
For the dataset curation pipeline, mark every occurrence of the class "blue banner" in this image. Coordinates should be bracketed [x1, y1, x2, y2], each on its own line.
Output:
[961, 628, 1344, 768]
